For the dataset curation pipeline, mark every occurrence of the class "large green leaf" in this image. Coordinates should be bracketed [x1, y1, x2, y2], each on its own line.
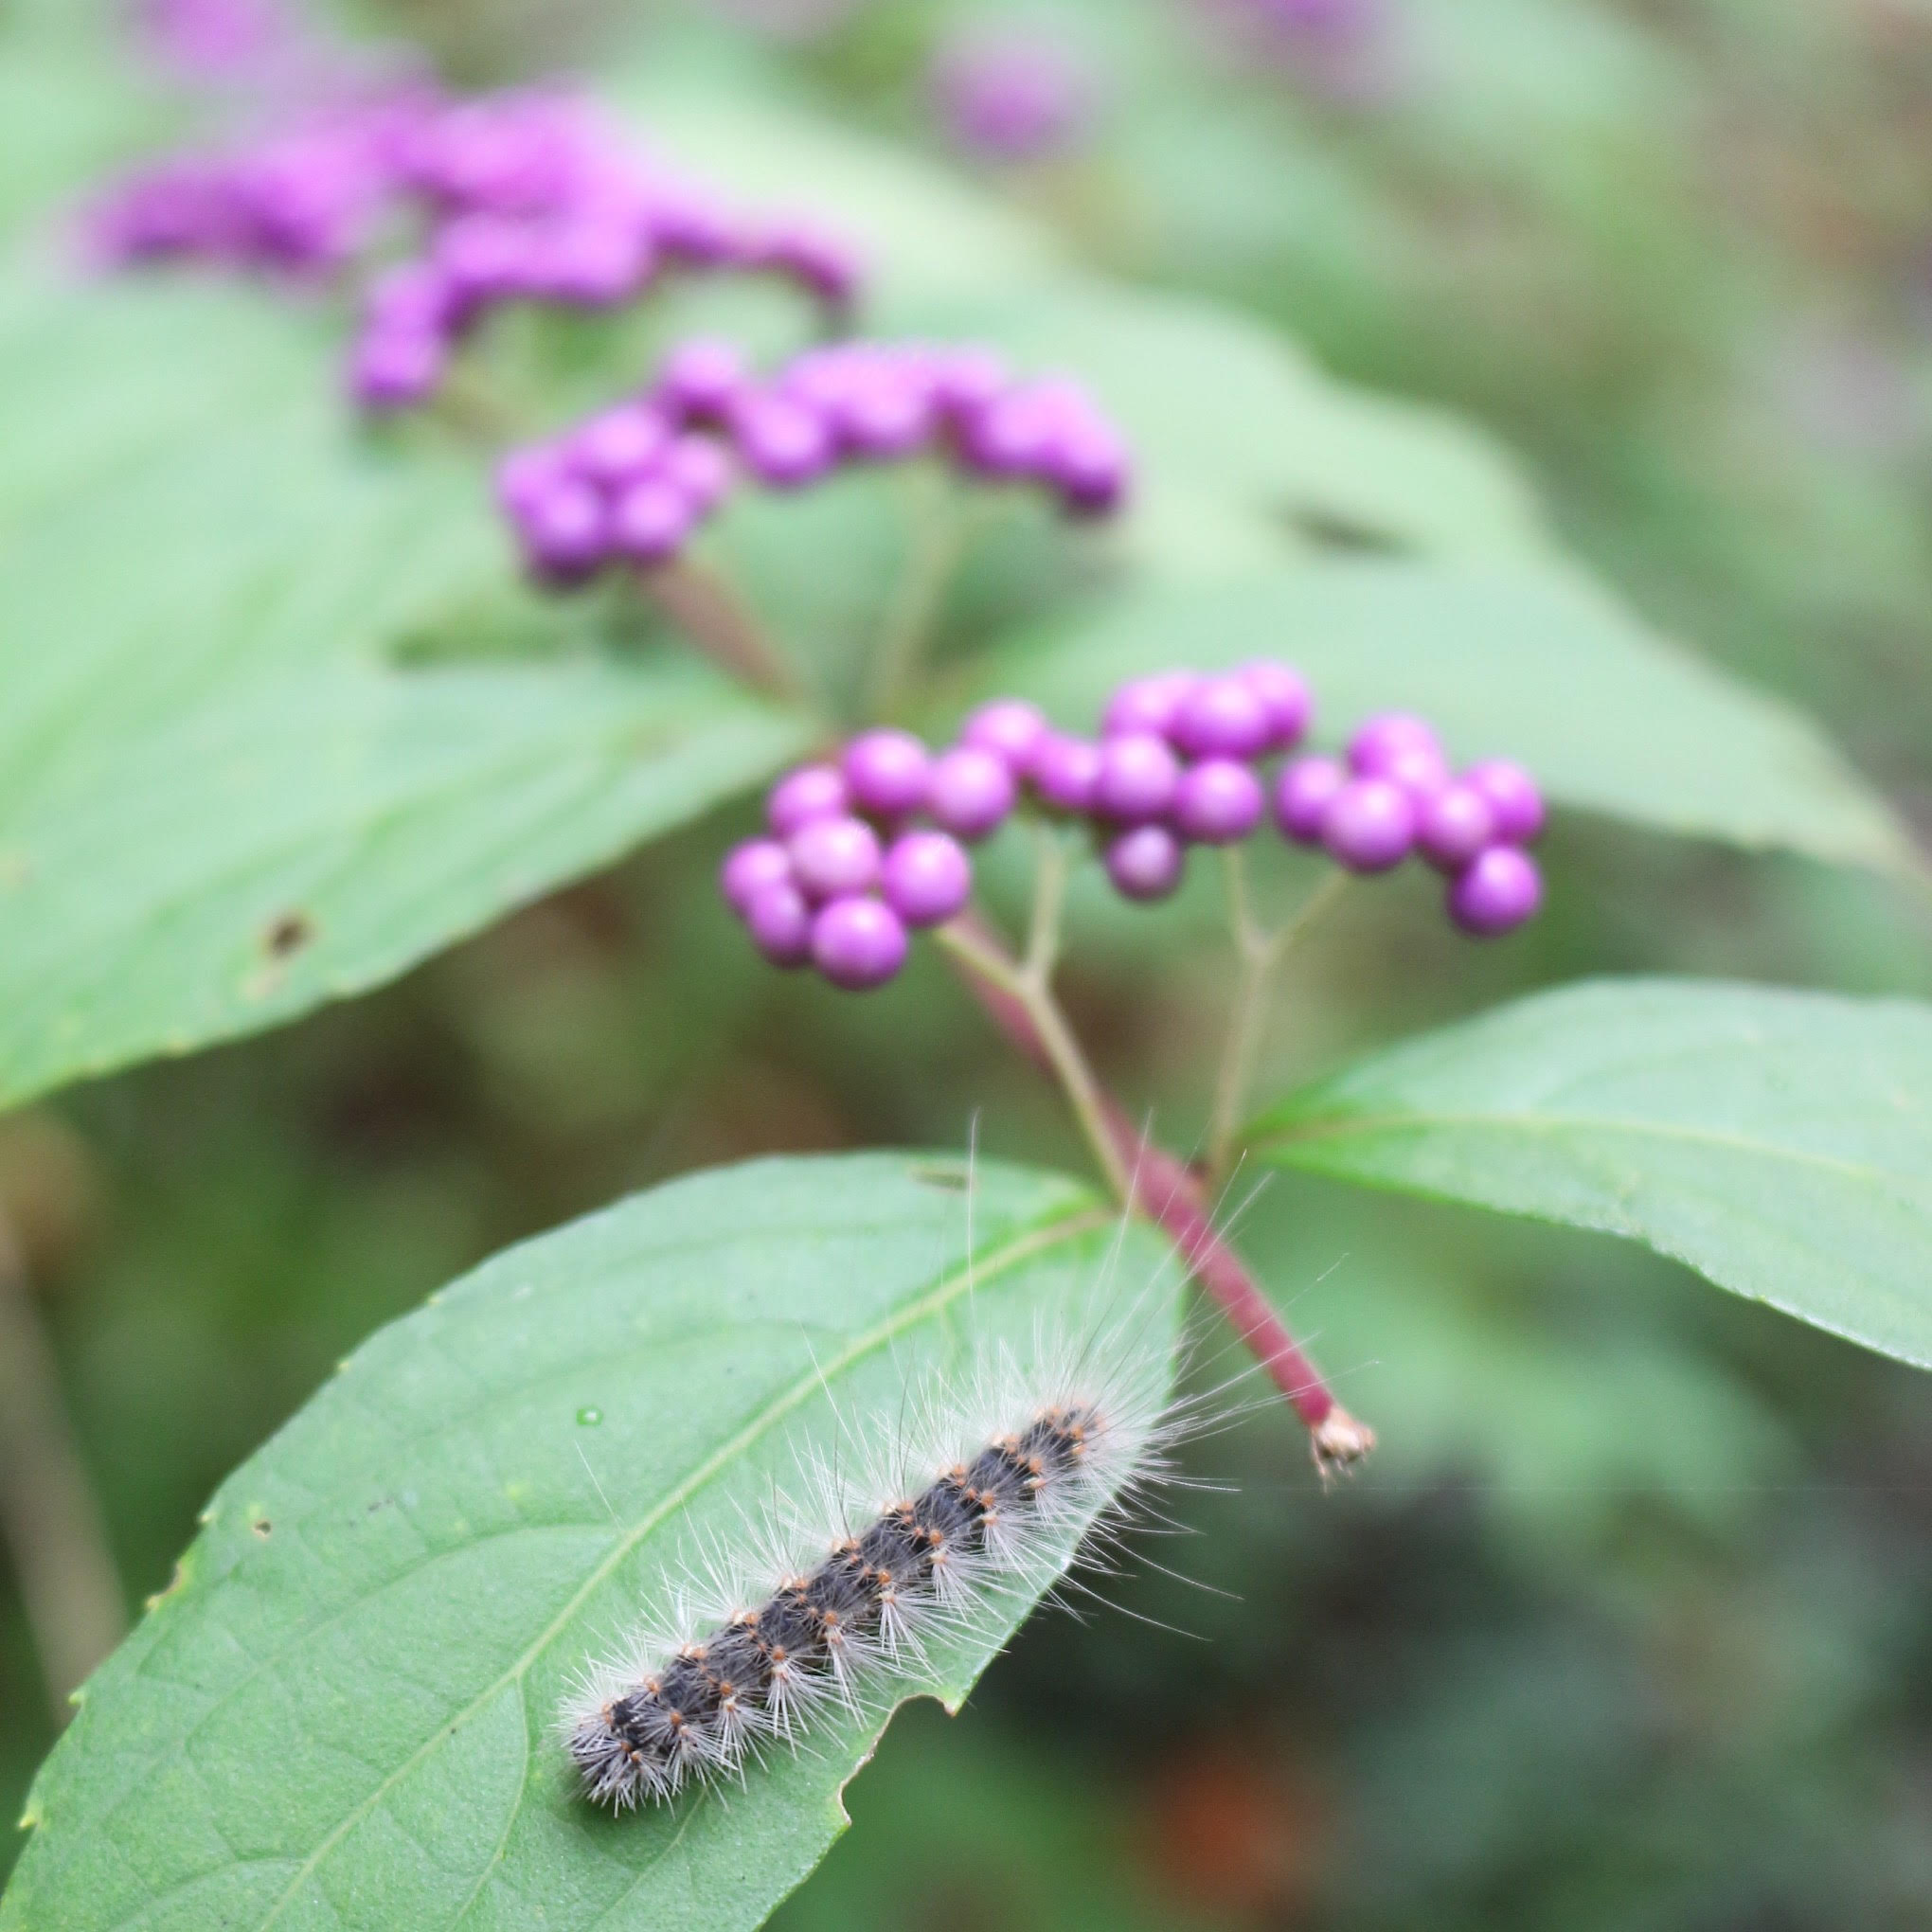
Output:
[1251, 978, 1932, 1368]
[975, 561, 1918, 874]
[2, 1153, 1180, 1932]
[0, 273, 812, 1108]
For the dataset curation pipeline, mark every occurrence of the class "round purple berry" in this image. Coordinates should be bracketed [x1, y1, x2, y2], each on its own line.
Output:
[1172, 675, 1274, 760]
[517, 477, 610, 584]
[842, 728, 932, 818]
[657, 435, 734, 516]
[1273, 755, 1348, 845]
[929, 345, 1010, 418]
[1320, 777, 1416, 873]
[961, 698, 1049, 771]
[787, 814, 883, 901]
[570, 402, 670, 489]
[656, 336, 748, 422]
[1173, 758, 1265, 845]
[925, 745, 1018, 841]
[1093, 731, 1181, 821]
[732, 395, 835, 489]
[1026, 731, 1103, 814]
[811, 895, 908, 990]
[1463, 759, 1546, 844]
[835, 374, 934, 459]
[1447, 846, 1544, 936]
[720, 838, 794, 915]
[1378, 742, 1451, 806]
[494, 443, 569, 520]
[1348, 711, 1441, 778]
[1043, 420, 1130, 516]
[766, 763, 850, 838]
[1105, 824, 1186, 903]
[745, 881, 813, 967]
[1415, 783, 1498, 873]
[1102, 671, 1198, 740]
[882, 829, 973, 928]
[349, 327, 445, 411]
[1239, 659, 1314, 750]
[609, 478, 692, 565]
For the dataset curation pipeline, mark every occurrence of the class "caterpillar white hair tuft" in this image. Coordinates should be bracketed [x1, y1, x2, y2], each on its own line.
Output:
[559, 1234, 1225, 1811]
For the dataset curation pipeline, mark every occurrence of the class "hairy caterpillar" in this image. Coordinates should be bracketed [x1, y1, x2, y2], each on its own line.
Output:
[561, 1259, 1202, 1811]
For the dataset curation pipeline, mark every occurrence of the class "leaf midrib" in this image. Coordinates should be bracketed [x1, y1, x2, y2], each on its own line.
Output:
[251, 1200, 1110, 1930]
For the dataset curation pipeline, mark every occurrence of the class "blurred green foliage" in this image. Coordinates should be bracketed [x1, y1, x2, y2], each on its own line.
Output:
[5, 0, 1932, 1924]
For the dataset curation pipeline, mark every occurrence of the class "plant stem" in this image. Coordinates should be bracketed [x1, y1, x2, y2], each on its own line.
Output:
[1206, 862, 1351, 1186]
[644, 559, 807, 705]
[0, 1208, 126, 1723]
[864, 464, 965, 720]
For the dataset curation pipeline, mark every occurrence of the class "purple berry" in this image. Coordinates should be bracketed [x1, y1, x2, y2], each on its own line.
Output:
[349, 327, 445, 411]
[657, 434, 734, 515]
[882, 829, 973, 927]
[1273, 755, 1348, 845]
[1093, 731, 1181, 821]
[1379, 742, 1451, 805]
[745, 881, 813, 967]
[835, 373, 934, 459]
[955, 385, 1058, 478]
[657, 336, 748, 422]
[1173, 758, 1265, 845]
[494, 443, 569, 519]
[609, 478, 691, 565]
[518, 477, 610, 583]
[1239, 659, 1314, 749]
[1349, 711, 1441, 778]
[720, 838, 793, 915]
[1447, 846, 1543, 936]
[1043, 420, 1130, 516]
[1321, 778, 1416, 873]
[753, 218, 863, 310]
[1105, 824, 1186, 903]
[1463, 759, 1546, 844]
[842, 729, 932, 818]
[925, 745, 1017, 840]
[766, 763, 850, 838]
[1102, 671, 1199, 740]
[732, 395, 835, 489]
[961, 698, 1049, 771]
[1027, 732, 1103, 814]
[788, 814, 884, 901]
[571, 402, 670, 489]
[929, 345, 1010, 418]
[1415, 783, 1498, 873]
[811, 896, 908, 990]
[1172, 675, 1274, 760]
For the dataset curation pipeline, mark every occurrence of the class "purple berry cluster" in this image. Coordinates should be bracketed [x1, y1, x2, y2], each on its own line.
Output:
[722, 669, 1544, 991]
[349, 92, 862, 413]
[930, 27, 1098, 163]
[499, 338, 1131, 585]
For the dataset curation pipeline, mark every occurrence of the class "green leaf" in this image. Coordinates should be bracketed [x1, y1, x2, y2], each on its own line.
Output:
[1250, 977, 1932, 1368]
[0, 273, 812, 1108]
[975, 561, 1918, 875]
[2, 1153, 1180, 1932]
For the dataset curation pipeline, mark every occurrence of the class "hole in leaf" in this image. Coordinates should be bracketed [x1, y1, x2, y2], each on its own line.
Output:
[251, 1519, 272, 1538]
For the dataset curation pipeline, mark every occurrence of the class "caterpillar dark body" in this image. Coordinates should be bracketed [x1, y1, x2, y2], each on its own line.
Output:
[566, 1404, 1107, 1808]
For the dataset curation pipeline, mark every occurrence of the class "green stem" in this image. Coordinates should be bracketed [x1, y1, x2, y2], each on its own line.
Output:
[864, 464, 965, 720]
[1206, 861, 1351, 1185]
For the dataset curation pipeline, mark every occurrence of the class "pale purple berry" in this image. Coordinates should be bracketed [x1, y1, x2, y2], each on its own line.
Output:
[766, 763, 850, 838]
[812, 896, 908, 990]
[657, 336, 748, 422]
[1105, 824, 1186, 903]
[1102, 671, 1199, 740]
[836, 375, 934, 458]
[1415, 783, 1498, 873]
[1172, 675, 1274, 760]
[519, 478, 609, 583]
[732, 395, 835, 489]
[1320, 777, 1415, 872]
[571, 402, 670, 489]
[1239, 659, 1314, 749]
[657, 435, 734, 515]
[1378, 742, 1451, 805]
[925, 745, 1017, 840]
[1274, 754, 1348, 845]
[961, 698, 1049, 771]
[1447, 846, 1543, 936]
[494, 443, 569, 520]
[721, 838, 793, 915]
[746, 881, 813, 967]
[930, 345, 1010, 418]
[609, 478, 691, 565]
[882, 829, 972, 927]
[349, 328, 445, 410]
[1173, 758, 1265, 845]
[1463, 759, 1546, 844]
[1027, 732, 1103, 814]
[1349, 711, 1441, 777]
[787, 814, 884, 901]
[842, 729, 932, 818]
[1093, 731, 1181, 821]
[1044, 420, 1130, 515]
[956, 385, 1057, 477]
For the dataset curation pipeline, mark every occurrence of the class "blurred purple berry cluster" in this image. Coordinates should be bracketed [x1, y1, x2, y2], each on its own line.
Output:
[88, 84, 863, 411]
[498, 337, 1132, 584]
[930, 27, 1098, 163]
[722, 666, 1543, 992]
[134, 0, 290, 80]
